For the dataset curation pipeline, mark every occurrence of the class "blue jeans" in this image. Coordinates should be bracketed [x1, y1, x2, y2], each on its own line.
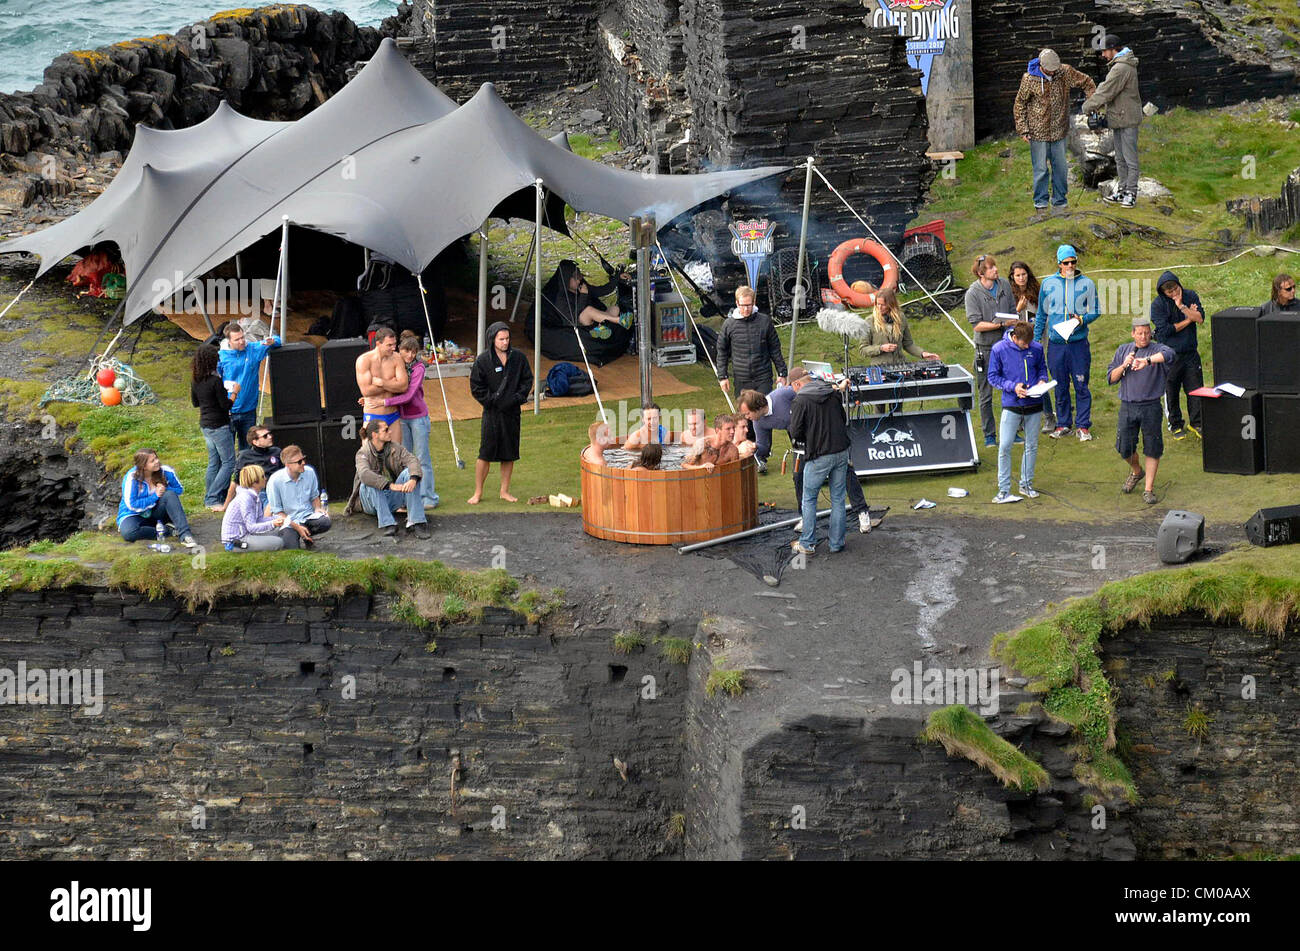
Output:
[230, 410, 256, 451]
[800, 449, 849, 552]
[1047, 338, 1092, 430]
[794, 457, 867, 513]
[359, 468, 427, 528]
[998, 409, 1043, 494]
[400, 415, 440, 509]
[201, 424, 236, 506]
[1030, 137, 1068, 207]
[119, 491, 192, 542]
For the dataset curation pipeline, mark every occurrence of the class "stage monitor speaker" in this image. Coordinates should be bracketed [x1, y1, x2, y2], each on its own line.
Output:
[1200, 389, 1263, 475]
[322, 337, 369, 420]
[1156, 510, 1205, 564]
[266, 418, 322, 478]
[318, 418, 360, 501]
[1245, 504, 1300, 547]
[1263, 394, 1300, 473]
[1209, 306, 1261, 390]
[1257, 313, 1300, 393]
[266, 341, 322, 423]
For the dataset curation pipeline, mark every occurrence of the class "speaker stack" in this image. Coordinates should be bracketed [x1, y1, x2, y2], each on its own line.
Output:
[1204, 306, 1300, 474]
[267, 337, 368, 500]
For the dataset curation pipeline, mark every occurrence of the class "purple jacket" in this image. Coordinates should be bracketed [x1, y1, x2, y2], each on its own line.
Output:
[221, 486, 280, 544]
[987, 333, 1049, 411]
[385, 360, 429, 419]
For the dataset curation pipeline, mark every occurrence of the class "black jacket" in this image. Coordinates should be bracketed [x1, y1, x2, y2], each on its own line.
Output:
[190, 373, 232, 429]
[788, 379, 850, 462]
[1149, 270, 1203, 354]
[717, 308, 787, 387]
[232, 443, 283, 481]
[1261, 298, 1300, 316]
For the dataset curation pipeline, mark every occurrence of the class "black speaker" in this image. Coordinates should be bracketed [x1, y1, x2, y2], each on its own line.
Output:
[318, 418, 360, 501]
[1263, 394, 1300, 473]
[1156, 510, 1205, 564]
[266, 341, 322, 423]
[1200, 389, 1264, 475]
[1245, 504, 1300, 547]
[321, 337, 369, 420]
[1258, 313, 1300, 393]
[1210, 306, 1260, 390]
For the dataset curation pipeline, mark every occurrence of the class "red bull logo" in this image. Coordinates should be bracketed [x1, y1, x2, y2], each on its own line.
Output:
[728, 219, 777, 289]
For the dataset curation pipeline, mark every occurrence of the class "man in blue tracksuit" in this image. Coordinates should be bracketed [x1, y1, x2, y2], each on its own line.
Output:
[218, 323, 280, 450]
[1035, 244, 1099, 440]
[987, 321, 1049, 503]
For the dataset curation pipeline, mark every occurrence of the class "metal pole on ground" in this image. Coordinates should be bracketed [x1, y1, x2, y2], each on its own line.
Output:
[678, 507, 833, 554]
[787, 156, 814, 371]
[476, 219, 489, 354]
[534, 179, 543, 415]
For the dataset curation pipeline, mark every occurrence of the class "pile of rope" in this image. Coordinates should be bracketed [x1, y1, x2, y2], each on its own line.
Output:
[41, 359, 157, 407]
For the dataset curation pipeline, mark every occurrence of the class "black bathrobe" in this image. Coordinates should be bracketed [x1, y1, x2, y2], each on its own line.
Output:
[533, 260, 631, 365]
[470, 322, 534, 463]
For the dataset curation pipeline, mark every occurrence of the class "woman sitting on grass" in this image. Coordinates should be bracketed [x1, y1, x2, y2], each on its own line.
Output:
[221, 465, 288, 552]
[117, 448, 196, 547]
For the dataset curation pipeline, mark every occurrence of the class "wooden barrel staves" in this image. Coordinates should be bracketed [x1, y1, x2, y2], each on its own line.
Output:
[580, 453, 758, 545]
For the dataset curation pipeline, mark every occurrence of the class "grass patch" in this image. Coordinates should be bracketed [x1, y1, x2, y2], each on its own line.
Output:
[920, 704, 1050, 793]
[992, 544, 1300, 802]
[665, 812, 686, 841]
[705, 668, 746, 699]
[611, 631, 646, 654]
[655, 635, 692, 665]
[1183, 704, 1213, 740]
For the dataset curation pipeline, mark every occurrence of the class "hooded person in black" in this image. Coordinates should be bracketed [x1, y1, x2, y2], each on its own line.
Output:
[535, 259, 632, 365]
[468, 321, 534, 504]
[1149, 269, 1205, 435]
[788, 376, 854, 554]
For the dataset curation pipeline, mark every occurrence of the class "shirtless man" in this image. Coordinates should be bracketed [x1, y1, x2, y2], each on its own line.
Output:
[623, 402, 666, 450]
[356, 327, 409, 426]
[679, 408, 713, 448]
[733, 416, 757, 459]
[685, 414, 739, 469]
[582, 419, 618, 465]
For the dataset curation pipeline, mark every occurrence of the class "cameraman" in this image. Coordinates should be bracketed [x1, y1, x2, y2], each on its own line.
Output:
[1084, 35, 1144, 208]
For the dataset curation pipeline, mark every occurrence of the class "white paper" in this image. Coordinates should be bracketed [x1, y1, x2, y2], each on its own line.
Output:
[913, 498, 937, 510]
[1052, 317, 1080, 339]
[1025, 379, 1058, 397]
[994, 312, 1019, 322]
[947, 487, 969, 498]
[1215, 382, 1246, 397]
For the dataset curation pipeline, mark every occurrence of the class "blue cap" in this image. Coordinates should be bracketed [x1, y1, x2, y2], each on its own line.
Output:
[1057, 244, 1078, 263]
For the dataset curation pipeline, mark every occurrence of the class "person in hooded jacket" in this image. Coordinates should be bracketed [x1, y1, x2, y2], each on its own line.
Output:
[717, 285, 787, 395]
[987, 321, 1049, 503]
[1083, 35, 1144, 207]
[788, 374, 853, 555]
[1012, 48, 1095, 211]
[535, 260, 631, 365]
[1149, 270, 1205, 438]
[468, 322, 533, 504]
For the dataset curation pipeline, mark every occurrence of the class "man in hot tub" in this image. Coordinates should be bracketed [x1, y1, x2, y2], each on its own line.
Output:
[582, 419, 619, 465]
[684, 414, 739, 470]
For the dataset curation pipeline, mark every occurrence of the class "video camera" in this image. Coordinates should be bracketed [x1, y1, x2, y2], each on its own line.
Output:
[1086, 111, 1108, 131]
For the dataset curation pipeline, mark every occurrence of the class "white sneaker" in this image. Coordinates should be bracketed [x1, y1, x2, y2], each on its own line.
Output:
[793, 518, 803, 533]
[859, 511, 871, 534]
[992, 491, 1022, 504]
[1019, 484, 1040, 499]
[1076, 428, 1093, 442]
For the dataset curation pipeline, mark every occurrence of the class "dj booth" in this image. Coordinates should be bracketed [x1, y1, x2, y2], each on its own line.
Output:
[838, 362, 980, 477]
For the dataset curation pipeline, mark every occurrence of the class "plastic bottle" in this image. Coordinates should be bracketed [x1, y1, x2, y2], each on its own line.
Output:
[152, 521, 170, 554]
[319, 491, 329, 516]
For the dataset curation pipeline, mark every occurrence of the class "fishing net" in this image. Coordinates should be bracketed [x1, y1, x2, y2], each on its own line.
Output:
[41, 359, 158, 406]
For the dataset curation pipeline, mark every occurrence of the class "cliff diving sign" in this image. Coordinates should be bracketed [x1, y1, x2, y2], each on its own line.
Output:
[870, 0, 960, 95]
[729, 219, 777, 289]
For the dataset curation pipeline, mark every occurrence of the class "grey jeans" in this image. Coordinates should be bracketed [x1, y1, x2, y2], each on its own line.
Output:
[1114, 126, 1139, 196]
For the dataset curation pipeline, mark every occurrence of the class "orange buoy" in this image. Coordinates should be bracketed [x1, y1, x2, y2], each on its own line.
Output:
[827, 238, 898, 308]
[100, 386, 122, 406]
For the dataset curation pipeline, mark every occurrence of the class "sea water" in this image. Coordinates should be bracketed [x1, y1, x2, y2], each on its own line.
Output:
[0, 0, 401, 95]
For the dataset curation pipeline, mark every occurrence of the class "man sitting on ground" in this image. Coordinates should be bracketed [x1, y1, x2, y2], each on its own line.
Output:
[623, 402, 666, 450]
[222, 424, 283, 510]
[583, 419, 619, 465]
[685, 415, 740, 469]
[266, 444, 331, 545]
[348, 419, 430, 538]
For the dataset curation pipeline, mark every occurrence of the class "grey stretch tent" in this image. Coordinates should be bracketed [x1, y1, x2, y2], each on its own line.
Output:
[1, 38, 788, 324]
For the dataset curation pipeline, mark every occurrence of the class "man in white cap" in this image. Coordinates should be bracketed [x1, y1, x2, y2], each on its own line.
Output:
[1013, 48, 1096, 214]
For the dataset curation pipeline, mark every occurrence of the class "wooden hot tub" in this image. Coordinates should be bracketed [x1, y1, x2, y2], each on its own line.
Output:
[580, 452, 759, 545]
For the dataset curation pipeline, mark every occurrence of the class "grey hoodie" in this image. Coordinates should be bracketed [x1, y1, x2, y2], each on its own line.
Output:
[1082, 50, 1142, 128]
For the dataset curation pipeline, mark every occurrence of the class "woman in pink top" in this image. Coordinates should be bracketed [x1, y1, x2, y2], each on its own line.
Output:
[384, 333, 439, 509]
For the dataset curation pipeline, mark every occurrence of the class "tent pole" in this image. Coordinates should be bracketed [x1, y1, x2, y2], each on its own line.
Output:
[476, 219, 489, 354]
[235, 253, 242, 281]
[418, 273, 465, 470]
[192, 280, 214, 335]
[0, 278, 36, 321]
[787, 156, 814, 371]
[508, 234, 535, 325]
[278, 216, 289, 343]
[257, 218, 288, 424]
[534, 179, 543, 415]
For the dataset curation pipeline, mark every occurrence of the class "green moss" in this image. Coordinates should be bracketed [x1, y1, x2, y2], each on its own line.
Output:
[705, 668, 746, 699]
[1184, 704, 1213, 741]
[921, 705, 1050, 793]
[666, 813, 685, 840]
[655, 636, 692, 665]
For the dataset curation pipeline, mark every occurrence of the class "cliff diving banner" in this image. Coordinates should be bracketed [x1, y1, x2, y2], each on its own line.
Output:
[870, 0, 960, 96]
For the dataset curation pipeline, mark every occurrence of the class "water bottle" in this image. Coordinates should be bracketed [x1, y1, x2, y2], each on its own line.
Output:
[319, 491, 329, 516]
[152, 521, 170, 554]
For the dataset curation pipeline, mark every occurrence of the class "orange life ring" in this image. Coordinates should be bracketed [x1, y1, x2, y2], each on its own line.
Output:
[827, 238, 898, 308]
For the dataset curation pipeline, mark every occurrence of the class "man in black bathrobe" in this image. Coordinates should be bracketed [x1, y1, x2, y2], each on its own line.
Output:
[468, 321, 533, 504]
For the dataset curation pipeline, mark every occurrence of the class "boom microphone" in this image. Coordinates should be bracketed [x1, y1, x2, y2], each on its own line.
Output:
[815, 307, 872, 339]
